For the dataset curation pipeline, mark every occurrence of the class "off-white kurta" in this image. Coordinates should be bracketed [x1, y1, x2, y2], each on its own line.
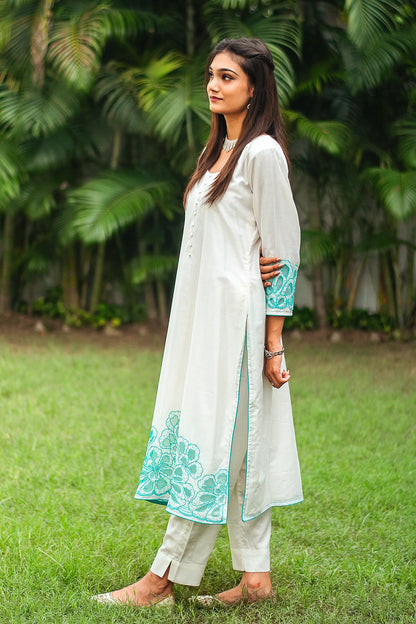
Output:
[135, 134, 303, 524]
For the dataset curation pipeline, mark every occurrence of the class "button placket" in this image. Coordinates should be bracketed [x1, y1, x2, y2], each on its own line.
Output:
[186, 178, 209, 257]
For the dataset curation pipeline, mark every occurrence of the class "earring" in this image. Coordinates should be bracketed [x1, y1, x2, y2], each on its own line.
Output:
[247, 101, 251, 110]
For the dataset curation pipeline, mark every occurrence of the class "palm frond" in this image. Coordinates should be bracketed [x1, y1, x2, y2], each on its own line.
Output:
[286, 111, 352, 156]
[295, 60, 343, 96]
[0, 14, 12, 51]
[0, 0, 35, 8]
[394, 119, 416, 169]
[134, 52, 185, 112]
[249, 10, 301, 57]
[47, 3, 151, 91]
[0, 138, 22, 207]
[131, 254, 178, 284]
[136, 54, 210, 147]
[23, 127, 78, 171]
[146, 80, 210, 145]
[0, 82, 80, 137]
[215, 0, 254, 8]
[300, 229, 336, 265]
[70, 171, 172, 243]
[345, 0, 404, 48]
[355, 230, 399, 254]
[343, 25, 416, 93]
[95, 62, 146, 133]
[364, 167, 416, 220]
[18, 175, 57, 219]
[0, 9, 32, 81]
[267, 44, 295, 106]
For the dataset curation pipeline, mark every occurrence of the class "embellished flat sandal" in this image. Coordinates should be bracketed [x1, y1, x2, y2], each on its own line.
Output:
[190, 590, 275, 607]
[91, 591, 175, 608]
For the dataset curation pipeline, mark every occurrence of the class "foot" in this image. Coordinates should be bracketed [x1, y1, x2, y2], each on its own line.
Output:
[215, 572, 273, 605]
[108, 570, 174, 607]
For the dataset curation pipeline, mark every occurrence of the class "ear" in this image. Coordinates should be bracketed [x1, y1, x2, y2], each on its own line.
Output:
[249, 85, 254, 98]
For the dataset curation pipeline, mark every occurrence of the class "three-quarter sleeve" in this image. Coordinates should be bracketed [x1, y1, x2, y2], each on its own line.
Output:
[248, 142, 300, 316]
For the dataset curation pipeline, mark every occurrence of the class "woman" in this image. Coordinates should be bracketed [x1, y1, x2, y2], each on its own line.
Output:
[92, 37, 302, 608]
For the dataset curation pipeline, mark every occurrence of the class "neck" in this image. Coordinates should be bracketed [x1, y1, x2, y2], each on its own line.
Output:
[224, 111, 246, 140]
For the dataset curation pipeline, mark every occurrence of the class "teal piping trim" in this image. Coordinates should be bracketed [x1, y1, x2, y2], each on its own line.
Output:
[241, 332, 250, 522]
[166, 508, 225, 525]
[224, 335, 246, 524]
[241, 497, 304, 522]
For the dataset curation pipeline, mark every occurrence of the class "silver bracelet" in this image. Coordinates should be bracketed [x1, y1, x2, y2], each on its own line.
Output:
[264, 347, 284, 359]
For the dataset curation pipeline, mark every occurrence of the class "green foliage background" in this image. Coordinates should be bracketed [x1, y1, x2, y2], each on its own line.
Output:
[0, 0, 415, 330]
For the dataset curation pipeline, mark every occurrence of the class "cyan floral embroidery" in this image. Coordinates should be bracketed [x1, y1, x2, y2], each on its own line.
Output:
[265, 258, 298, 312]
[193, 470, 228, 521]
[135, 410, 229, 523]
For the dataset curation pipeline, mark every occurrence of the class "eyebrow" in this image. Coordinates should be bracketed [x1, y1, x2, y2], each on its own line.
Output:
[209, 66, 239, 75]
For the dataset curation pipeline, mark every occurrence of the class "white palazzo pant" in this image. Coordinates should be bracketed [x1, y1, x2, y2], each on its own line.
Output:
[150, 351, 272, 587]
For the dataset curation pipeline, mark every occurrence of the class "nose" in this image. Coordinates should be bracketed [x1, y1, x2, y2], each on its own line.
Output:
[208, 76, 219, 92]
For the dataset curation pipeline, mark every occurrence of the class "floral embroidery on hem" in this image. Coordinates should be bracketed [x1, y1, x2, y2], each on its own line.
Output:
[265, 259, 298, 312]
[135, 410, 229, 523]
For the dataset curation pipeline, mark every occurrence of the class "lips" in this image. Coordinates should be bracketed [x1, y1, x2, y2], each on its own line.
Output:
[209, 96, 222, 102]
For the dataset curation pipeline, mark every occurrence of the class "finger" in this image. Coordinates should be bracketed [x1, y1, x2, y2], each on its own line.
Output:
[271, 370, 290, 387]
[261, 270, 279, 280]
[261, 271, 278, 282]
[259, 256, 280, 266]
[260, 264, 283, 275]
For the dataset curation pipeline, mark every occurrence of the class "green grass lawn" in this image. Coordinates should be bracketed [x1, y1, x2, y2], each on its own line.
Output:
[0, 331, 415, 623]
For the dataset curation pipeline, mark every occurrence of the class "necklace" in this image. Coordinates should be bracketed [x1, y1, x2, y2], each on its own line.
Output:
[223, 136, 238, 152]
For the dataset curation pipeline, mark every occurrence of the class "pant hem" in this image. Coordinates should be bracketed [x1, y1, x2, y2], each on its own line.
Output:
[151, 551, 205, 587]
[231, 547, 270, 572]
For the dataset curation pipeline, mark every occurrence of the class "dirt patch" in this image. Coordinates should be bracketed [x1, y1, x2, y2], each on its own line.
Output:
[0, 313, 167, 351]
[0, 313, 413, 352]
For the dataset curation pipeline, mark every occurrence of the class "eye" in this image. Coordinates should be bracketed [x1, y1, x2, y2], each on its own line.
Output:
[222, 74, 233, 81]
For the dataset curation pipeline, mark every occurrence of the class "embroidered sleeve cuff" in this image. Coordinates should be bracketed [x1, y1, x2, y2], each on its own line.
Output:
[265, 259, 298, 316]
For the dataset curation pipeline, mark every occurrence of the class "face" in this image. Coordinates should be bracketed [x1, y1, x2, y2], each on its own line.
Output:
[207, 52, 254, 117]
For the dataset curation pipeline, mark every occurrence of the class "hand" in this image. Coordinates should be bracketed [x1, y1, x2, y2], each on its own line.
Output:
[259, 249, 283, 288]
[264, 355, 290, 389]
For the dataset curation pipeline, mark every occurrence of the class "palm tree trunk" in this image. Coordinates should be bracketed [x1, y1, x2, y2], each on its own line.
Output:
[405, 225, 415, 324]
[333, 255, 344, 317]
[88, 129, 122, 312]
[0, 213, 14, 313]
[392, 251, 403, 329]
[346, 253, 367, 312]
[144, 283, 158, 321]
[138, 239, 158, 321]
[89, 242, 105, 313]
[156, 279, 168, 326]
[312, 265, 327, 329]
[31, 0, 55, 88]
[62, 243, 79, 309]
[379, 252, 395, 319]
[80, 245, 92, 310]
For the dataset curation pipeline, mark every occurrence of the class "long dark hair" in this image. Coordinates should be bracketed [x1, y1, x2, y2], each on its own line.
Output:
[184, 38, 290, 205]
